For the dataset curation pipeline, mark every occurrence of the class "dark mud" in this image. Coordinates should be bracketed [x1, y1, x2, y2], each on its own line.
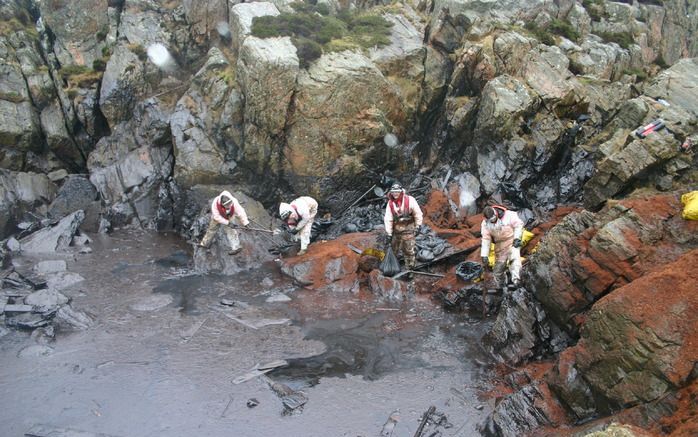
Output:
[0, 229, 497, 437]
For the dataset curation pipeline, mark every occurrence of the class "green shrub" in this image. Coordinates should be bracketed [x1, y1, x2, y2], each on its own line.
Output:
[128, 43, 147, 62]
[597, 31, 633, 49]
[59, 65, 91, 76]
[293, 37, 323, 68]
[582, 0, 605, 21]
[92, 58, 107, 71]
[655, 56, 669, 68]
[96, 28, 108, 41]
[102, 46, 112, 57]
[623, 67, 647, 82]
[251, 1, 392, 68]
[524, 22, 556, 46]
[549, 18, 580, 42]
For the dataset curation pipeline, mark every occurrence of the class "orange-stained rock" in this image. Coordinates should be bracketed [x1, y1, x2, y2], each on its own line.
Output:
[547, 249, 698, 419]
[279, 232, 378, 292]
[367, 270, 407, 300]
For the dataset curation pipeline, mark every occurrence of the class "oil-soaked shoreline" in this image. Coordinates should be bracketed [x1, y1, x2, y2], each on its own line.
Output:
[1, 229, 496, 436]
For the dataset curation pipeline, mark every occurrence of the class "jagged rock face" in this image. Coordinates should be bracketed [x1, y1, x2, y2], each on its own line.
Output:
[526, 193, 698, 336]
[87, 99, 174, 228]
[172, 47, 240, 187]
[236, 36, 298, 178]
[0, 169, 56, 239]
[182, 0, 228, 45]
[547, 249, 698, 421]
[583, 60, 698, 210]
[0, 35, 42, 170]
[285, 51, 406, 203]
[38, 0, 109, 68]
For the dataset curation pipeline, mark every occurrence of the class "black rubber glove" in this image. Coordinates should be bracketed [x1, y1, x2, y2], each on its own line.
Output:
[481, 257, 490, 270]
[387, 234, 392, 243]
[289, 227, 299, 235]
[513, 238, 522, 248]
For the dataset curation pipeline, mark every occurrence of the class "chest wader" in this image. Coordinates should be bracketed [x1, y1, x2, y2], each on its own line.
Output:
[392, 216, 416, 270]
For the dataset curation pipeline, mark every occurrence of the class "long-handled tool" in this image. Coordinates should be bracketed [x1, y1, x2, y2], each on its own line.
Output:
[231, 224, 275, 234]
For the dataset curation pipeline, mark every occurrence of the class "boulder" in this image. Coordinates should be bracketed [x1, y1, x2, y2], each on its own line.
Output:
[368, 270, 407, 301]
[19, 210, 85, 253]
[48, 176, 98, 220]
[40, 104, 84, 170]
[33, 260, 67, 275]
[279, 233, 374, 292]
[99, 43, 146, 127]
[24, 289, 70, 312]
[193, 190, 275, 275]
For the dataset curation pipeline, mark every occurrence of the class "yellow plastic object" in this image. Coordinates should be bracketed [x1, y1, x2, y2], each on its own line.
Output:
[681, 191, 698, 220]
[522, 229, 534, 246]
[488, 244, 496, 268]
[361, 248, 385, 261]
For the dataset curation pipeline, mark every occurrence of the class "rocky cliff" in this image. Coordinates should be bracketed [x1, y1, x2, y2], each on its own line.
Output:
[1, 0, 697, 435]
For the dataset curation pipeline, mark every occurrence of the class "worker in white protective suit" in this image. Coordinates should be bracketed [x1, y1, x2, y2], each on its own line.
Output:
[279, 196, 318, 256]
[480, 205, 524, 291]
[383, 183, 423, 271]
[200, 191, 250, 254]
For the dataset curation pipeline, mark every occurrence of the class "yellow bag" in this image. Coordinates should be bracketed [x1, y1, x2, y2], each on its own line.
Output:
[361, 248, 385, 261]
[681, 191, 698, 220]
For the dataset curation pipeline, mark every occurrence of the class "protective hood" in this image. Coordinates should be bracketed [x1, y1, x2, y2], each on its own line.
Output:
[279, 202, 293, 219]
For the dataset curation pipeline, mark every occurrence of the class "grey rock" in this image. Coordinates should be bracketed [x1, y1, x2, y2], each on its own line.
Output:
[48, 176, 98, 220]
[40, 104, 83, 170]
[38, 0, 109, 68]
[266, 292, 291, 303]
[480, 383, 553, 437]
[72, 233, 92, 246]
[24, 289, 70, 311]
[6, 237, 20, 252]
[5, 312, 52, 329]
[237, 36, 298, 176]
[55, 304, 93, 330]
[46, 272, 85, 290]
[99, 43, 145, 127]
[48, 169, 69, 182]
[0, 170, 57, 240]
[33, 260, 67, 275]
[171, 48, 237, 187]
[19, 210, 85, 253]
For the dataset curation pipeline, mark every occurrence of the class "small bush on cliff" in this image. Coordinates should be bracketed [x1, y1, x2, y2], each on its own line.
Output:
[597, 31, 633, 49]
[523, 22, 556, 46]
[251, 1, 392, 68]
[549, 19, 580, 42]
[582, 0, 606, 21]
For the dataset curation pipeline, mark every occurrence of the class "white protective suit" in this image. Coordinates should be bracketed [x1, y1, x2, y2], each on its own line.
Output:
[480, 208, 524, 287]
[200, 191, 250, 251]
[280, 196, 318, 252]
